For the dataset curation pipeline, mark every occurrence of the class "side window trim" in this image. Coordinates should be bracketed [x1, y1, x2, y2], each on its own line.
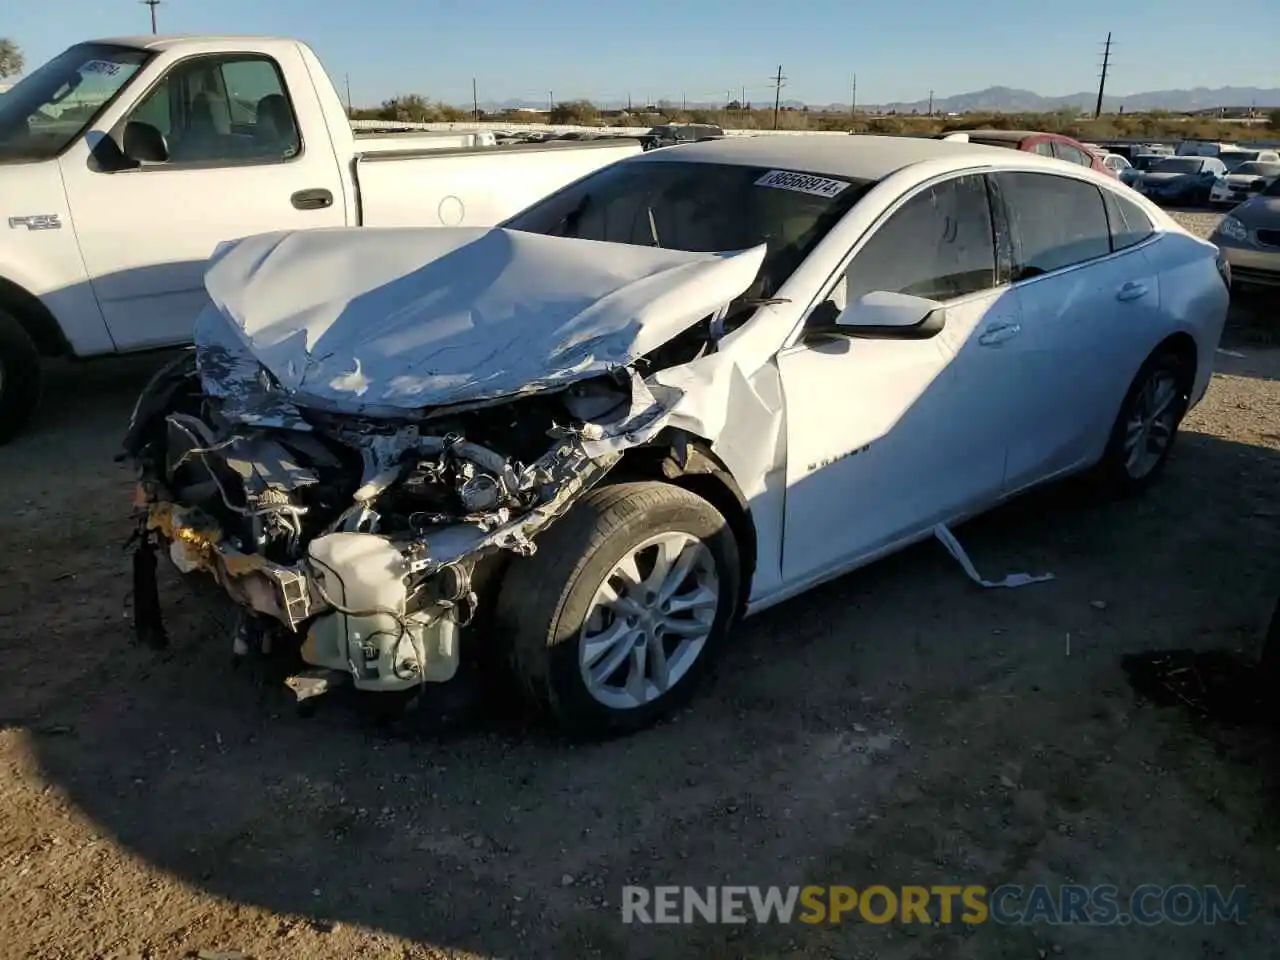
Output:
[103, 51, 304, 173]
[983, 172, 1016, 286]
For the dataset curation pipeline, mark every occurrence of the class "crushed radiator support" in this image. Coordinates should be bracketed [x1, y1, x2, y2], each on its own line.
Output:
[932, 523, 1055, 589]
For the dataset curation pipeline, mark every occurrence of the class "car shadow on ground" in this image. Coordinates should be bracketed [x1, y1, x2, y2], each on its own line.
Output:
[8, 362, 1280, 958]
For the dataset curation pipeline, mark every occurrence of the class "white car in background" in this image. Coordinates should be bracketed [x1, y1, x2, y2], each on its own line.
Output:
[124, 136, 1231, 737]
[1209, 160, 1280, 208]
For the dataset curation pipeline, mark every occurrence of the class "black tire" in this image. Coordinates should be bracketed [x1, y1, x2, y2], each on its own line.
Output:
[493, 481, 740, 738]
[1093, 347, 1192, 497]
[0, 309, 43, 446]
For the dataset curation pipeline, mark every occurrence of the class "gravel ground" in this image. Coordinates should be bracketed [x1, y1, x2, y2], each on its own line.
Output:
[2, 210, 1278, 960]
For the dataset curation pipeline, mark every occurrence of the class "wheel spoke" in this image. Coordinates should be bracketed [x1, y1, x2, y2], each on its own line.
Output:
[659, 616, 707, 637]
[1124, 441, 1144, 473]
[613, 554, 645, 593]
[644, 536, 685, 593]
[625, 637, 649, 702]
[582, 619, 633, 670]
[1149, 379, 1178, 420]
[665, 583, 718, 617]
[657, 545, 699, 604]
[647, 633, 671, 692]
[597, 578, 643, 617]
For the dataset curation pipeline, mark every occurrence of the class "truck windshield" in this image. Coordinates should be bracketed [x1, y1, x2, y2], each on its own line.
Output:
[503, 159, 872, 306]
[0, 43, 150, 162]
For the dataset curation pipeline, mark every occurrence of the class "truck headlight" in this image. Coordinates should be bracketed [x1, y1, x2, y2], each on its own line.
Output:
[1216, 216, 1249, 243]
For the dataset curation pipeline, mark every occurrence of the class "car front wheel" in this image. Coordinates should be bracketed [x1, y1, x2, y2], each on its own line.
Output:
[495, 481, 741, 737]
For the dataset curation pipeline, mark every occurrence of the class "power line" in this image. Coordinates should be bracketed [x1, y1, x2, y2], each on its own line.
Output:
[1095, 31, 1113, 119]
[770, 65, 787, 130]
[140, 0, 162, 34]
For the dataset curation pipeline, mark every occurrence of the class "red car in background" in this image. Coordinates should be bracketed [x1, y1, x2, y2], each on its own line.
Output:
[938, 129, 1119, 178]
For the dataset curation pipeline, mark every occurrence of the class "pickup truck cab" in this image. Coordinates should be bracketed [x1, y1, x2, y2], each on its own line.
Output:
[0, 35, 641, 443]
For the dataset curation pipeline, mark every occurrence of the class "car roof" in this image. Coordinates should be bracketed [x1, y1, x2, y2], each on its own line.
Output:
[633, 134, 1023, 181]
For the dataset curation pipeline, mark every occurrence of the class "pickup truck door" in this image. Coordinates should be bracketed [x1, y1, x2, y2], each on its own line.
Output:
[58, 48, 346, 351]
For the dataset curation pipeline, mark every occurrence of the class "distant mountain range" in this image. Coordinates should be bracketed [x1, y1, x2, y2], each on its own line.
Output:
[472, 85, 1280, 114]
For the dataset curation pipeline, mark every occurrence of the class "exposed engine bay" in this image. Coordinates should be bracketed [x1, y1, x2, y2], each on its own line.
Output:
[123, 353, 693, 696]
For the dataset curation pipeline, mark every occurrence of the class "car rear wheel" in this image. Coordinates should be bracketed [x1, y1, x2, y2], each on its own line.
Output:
[1093, 347, 1191, 497]
[0, 309, 43, 446]
[494, 481, 740, 738]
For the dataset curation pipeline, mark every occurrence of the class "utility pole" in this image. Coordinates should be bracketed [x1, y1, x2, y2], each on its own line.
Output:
[770, 65, 786, 130]
[1095, 31, 1113, 119]
[548, 91, 553, 114]
[927, 89, 934, 116]
[344, 74, 353, 116]
[472, 78, 479, 121]
[850, 74, 857, 120]
[140, 0, 162, 34]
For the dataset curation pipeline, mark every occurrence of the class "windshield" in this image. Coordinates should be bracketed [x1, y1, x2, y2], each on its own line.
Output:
[1264, 178, 1280, 198]
[0, 43, 150, 162]
[1232, 162, 1280, 178]
[503, 159, 872, 314]
[1151, 158, 1203, 174]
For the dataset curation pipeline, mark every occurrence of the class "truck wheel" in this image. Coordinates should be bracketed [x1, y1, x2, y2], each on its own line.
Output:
[0, 309, 42, 446]
[494, 481, 741, 738]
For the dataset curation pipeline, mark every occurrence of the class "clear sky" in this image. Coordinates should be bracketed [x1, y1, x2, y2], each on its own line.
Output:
[8, 0, 1277, 107]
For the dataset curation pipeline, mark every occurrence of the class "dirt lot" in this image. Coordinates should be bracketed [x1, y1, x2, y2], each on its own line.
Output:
[2, 211, 1279, 960]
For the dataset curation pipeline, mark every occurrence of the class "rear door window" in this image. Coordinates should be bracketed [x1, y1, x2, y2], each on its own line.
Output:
[995, 172, 1112, 278]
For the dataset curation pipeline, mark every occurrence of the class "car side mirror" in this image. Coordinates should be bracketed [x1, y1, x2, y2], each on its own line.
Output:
[123, 121, 169, 164]
[808, 291, 947, 341]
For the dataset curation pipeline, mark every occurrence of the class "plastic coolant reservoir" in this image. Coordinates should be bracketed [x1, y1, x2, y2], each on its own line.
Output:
[305, 532, 460, 690]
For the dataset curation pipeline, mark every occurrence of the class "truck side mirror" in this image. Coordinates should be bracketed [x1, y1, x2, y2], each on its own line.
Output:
[123, 121, 169, 164]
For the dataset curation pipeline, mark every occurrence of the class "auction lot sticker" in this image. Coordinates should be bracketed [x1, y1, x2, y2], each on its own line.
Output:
[755, 169, 851, 198]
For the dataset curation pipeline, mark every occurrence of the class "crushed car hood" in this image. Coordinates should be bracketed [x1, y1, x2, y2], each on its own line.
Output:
[199, 226, 766, 415]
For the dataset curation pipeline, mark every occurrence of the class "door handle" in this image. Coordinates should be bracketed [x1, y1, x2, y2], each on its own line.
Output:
[291, 188, 333, 211]
[978, 322, 1021, 346]
[1116, 281, 1148, 302]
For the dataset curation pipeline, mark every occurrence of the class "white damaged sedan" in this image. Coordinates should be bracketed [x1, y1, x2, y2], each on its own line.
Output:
[123, 135, 1230, 736]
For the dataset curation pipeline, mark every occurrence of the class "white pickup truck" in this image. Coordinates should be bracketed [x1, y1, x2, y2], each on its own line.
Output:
[0, 35, 641, 443]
